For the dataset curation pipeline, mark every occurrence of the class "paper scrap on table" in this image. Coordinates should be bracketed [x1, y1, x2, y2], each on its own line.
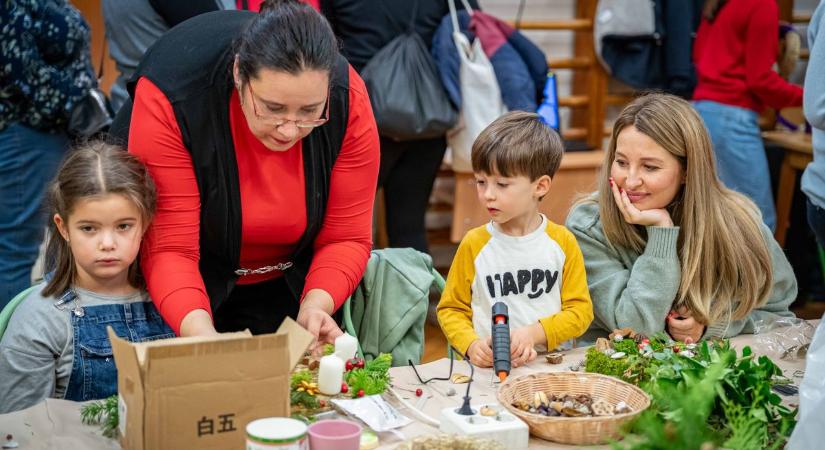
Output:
[331, 395, 412, 432]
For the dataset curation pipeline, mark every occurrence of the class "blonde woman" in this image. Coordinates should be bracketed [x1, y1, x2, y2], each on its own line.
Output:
[565, 93, 797, 343]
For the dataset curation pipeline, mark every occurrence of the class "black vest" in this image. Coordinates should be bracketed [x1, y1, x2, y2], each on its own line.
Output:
[110, 10, 350, 312]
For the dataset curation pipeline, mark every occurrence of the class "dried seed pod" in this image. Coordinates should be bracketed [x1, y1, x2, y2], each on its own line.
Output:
[545, 353, 564, 364]
[533, 392, 543, 409]
[450, 373, 471, 384]
[562, 407, 585, 417]
[614, 401, 632, 414]
[538, 391, 549, 406]
[511, 400, 530, 411]
[575, 394, 592, 405]
[480, 406, 498, 416]
[595, 337, 612, 352]
[591, 399, 614, 416]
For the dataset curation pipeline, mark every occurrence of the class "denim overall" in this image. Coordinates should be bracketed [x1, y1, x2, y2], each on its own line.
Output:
[57, 289, 175, 401]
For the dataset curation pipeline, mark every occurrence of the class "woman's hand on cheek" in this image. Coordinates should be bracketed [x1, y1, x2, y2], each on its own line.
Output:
[666, 308, 705, 343]
[609, 177, 674, 227]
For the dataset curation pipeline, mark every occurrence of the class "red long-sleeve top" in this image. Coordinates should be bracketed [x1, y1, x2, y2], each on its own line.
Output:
[128, 66, 379, 334]
[692, 0, 802, 112]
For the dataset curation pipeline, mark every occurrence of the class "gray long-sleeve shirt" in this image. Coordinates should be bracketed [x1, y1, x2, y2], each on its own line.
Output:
[801, 4, 825, 210]
[0, 283, 149, 414]
[565, 200, 797, 342]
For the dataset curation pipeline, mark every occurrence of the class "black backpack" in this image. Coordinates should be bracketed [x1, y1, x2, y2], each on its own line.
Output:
[360, 0, 457, 141]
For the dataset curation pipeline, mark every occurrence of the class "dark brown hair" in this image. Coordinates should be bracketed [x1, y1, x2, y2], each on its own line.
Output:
[471, 111, 564, 180]
[42, 141, 157, 297]
[234, 0, 339, 83]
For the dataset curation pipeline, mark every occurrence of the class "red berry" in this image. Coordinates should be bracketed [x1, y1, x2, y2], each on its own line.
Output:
[415, 388, 423, 397]
[341, 383, 348, 393]
[345, 361, 353, 371]
[674, 346, 681, 353]
[354, 358, 365, 369]
[357, 389, 365, 398]
[319, 399, 326, 407]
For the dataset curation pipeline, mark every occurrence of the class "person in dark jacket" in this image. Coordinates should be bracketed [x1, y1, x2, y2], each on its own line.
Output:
[0, 1, 97, 309]
[111, 0, 379, 346]
[321, 0, 478, 254]
[102, 0, 235, 112]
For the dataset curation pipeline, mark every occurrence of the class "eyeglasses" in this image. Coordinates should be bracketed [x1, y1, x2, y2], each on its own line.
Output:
[245, 82, 329, 129]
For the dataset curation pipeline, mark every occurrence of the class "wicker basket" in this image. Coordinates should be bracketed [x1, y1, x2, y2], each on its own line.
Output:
[496, 371, 650, 445]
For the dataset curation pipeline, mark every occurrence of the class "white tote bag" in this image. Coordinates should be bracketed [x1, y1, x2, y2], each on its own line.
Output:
[447, 0, 507, 173]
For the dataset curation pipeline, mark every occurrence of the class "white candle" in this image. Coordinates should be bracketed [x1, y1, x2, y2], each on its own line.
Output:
[334, 333, 359, 361]
[317, 354, 344, 395]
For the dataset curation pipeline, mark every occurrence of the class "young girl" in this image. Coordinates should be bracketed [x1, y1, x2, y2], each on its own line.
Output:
[0, 141, 174, 414]
[566, 93, 797, 343]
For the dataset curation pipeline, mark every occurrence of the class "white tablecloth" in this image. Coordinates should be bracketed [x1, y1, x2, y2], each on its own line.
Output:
[0, 326, 813, 450]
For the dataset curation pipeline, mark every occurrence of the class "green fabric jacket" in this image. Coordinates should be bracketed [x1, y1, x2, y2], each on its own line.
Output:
[346, 248, 445, 366]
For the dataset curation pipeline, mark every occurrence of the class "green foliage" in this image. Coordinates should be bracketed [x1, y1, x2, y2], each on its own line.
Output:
[585, 347, 631, 378]
[721, 402, 769, 450]
[291, 369, 313, 386]
[346, 353, 392, 397]
[80, 395, 119, 438]
[290, 388, 320, 409]
[364, 353, 392, 373]
[322, 344, 335, 356]
[290, 369, 320, 409]
[614, 361, 727, 450]
[587, 336, 797, 450]
[613, 339, 638, 354]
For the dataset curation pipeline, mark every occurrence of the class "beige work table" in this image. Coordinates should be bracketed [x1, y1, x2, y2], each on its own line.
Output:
[0, 326, 813, 450]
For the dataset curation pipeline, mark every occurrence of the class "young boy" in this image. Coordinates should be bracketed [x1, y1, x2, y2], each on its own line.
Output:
[437, 111, 593, 368]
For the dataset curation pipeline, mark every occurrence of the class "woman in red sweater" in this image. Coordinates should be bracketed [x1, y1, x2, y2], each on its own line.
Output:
[692, 0, 803, 232]
[113, 0, 379, 346]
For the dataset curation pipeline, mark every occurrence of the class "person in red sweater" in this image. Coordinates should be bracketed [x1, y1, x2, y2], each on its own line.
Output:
[692, 0, 803, 232]
[112, 0, 379, 346]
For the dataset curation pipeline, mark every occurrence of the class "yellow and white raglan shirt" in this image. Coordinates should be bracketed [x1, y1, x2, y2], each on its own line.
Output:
[437, 214, 594, 355]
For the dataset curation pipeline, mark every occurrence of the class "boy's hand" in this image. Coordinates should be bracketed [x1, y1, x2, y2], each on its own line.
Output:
[509, 324, 540, 367]
[466, 338, 494, 367]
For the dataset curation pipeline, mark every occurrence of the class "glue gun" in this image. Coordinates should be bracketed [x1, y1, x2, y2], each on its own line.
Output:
[491, 302, 511, 382]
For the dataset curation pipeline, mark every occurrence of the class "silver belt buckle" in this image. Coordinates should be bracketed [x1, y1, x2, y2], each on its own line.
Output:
[234, 261, 293, 276]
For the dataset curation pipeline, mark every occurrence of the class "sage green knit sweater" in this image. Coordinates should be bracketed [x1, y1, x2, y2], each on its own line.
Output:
[565, 201, 797, 342]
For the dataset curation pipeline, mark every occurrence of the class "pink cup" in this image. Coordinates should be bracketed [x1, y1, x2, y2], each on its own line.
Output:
[307, 419, 362, 450]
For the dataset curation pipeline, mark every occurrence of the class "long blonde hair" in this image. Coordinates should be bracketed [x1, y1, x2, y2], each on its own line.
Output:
[585, 93, 772, 325]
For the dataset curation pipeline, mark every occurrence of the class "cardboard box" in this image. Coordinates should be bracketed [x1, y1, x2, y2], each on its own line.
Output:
[108, 318, 314, 450]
